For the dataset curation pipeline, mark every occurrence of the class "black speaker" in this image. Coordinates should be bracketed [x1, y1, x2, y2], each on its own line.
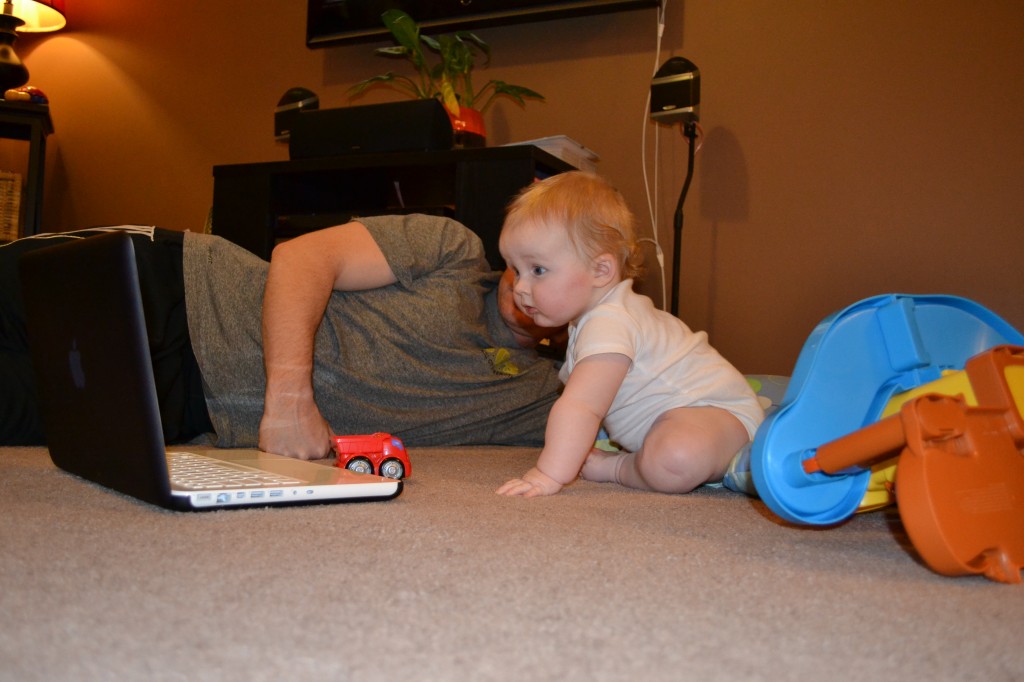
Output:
[275, 87, 319, 142]
[288, 99, 455, 159]
[650, 57, 700, 125]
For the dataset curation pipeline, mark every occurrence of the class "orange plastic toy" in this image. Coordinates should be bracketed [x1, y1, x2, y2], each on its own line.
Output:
[802, 345, 1024, 584]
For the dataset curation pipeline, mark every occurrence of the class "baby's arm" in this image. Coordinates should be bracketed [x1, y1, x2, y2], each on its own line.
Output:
[496, 352, 631, 497]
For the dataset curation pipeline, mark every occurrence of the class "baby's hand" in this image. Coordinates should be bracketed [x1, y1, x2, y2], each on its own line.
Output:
[496, 467, 564, 497]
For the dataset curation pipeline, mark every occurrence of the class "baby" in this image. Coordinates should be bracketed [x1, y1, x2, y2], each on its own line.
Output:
[496, 171, 763, 497]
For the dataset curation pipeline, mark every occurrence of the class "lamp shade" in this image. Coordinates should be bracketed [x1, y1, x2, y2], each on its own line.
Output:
[10, 0, 66, 32]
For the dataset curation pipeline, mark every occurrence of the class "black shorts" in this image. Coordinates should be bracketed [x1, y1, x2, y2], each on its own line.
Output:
[0, 227, 212, 445]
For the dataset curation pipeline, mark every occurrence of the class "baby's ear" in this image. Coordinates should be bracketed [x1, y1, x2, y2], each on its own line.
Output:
[592, 253, 619, 286]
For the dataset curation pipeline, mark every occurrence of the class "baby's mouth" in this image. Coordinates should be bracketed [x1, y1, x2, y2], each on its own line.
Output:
[520, 303, 539, 317]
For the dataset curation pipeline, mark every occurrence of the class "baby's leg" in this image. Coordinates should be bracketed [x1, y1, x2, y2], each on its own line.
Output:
[582, 406, 748, 493]
[579, 448, 623, 483]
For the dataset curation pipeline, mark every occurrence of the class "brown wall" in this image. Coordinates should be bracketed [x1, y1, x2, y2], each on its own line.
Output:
[17, 0, 1024, 374]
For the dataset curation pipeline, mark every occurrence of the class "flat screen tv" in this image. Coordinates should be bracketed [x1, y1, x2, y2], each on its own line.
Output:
[307, 0, 660, 47]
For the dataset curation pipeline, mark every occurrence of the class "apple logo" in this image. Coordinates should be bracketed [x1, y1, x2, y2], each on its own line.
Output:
[68, 339, 86, 389]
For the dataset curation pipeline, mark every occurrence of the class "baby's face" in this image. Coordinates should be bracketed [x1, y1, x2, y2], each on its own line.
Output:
[499, 221, 599, 329]
[497, 268, 565, 348]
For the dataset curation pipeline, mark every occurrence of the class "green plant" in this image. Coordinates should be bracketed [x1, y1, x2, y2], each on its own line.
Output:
[349, 9, 544, 116]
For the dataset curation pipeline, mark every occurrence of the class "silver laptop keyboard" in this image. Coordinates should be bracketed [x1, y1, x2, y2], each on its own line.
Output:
[168, 451, 304, 490]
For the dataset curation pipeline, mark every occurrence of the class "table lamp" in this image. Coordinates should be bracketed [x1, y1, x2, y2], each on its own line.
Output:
[0, 0, 66, 93]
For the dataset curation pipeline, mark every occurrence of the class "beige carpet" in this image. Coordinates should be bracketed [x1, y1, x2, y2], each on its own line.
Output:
[1, 444, 1021, 681]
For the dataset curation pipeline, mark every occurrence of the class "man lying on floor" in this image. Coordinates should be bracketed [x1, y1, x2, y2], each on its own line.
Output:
[0, 217, 565, 454]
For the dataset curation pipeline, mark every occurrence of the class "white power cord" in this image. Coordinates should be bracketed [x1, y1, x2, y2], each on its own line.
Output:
[639, 0, 669, 309]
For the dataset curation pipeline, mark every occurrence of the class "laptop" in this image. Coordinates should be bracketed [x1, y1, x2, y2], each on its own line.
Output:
[18, 230, 402, 510]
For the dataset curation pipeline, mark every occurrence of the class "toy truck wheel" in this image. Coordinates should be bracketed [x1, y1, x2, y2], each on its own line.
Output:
[345, 457, 374, 475]
[379, 458, 405, 480]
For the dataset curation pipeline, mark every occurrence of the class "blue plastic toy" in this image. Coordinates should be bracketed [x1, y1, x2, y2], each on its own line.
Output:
[750, 294, 1024, 526]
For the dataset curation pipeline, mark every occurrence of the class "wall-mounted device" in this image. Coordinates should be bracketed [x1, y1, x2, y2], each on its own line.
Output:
[650, 57, 700, 318]
[650, 56, 700, 125]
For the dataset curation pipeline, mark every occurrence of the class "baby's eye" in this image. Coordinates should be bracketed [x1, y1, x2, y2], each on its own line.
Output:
[531, 266, 547, 276]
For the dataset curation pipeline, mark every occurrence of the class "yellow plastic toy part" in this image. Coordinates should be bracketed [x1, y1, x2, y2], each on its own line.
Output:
[857, 356, 1024, 514]
[858, 369, 978, 513]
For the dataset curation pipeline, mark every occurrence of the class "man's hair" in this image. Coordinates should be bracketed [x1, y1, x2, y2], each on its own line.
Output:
[504, 171, 643, 279]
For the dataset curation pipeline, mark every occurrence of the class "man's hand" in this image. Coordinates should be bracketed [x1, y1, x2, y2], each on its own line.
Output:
[258, 391, 333, 460]
[496, 467, 565, 497]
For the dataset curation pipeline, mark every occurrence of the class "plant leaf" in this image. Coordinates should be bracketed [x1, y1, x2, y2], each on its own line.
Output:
[421, 34, 441, 52]
[355, 9, 543, 114]
[439, 77, 460, 115]
[348, 72, 424, 99]
[493, 83, 545, 101]
[374, 46, 410, 58]
[381, 10, 427, 71]
[475, 81, 546, 113]
[456, 32, 492, 65]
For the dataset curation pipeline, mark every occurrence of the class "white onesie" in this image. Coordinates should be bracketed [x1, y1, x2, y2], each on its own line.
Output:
[559, 280, 764, 452]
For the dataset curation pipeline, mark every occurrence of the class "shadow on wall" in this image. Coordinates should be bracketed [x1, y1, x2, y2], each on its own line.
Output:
[699, 126, 748, 223]
[695, 126, 749, 338]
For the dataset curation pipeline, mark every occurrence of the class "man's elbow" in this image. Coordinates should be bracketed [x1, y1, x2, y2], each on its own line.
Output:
[269, 236, 302, 266]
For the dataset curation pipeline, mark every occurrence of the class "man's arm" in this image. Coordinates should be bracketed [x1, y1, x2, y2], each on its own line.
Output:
[258, 222, 397, 459]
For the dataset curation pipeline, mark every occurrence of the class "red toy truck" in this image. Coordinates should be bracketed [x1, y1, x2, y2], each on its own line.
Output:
[332, 433, 411, 480]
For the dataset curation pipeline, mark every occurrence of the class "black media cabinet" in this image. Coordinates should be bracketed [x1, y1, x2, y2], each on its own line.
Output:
[211, 146, 575, 270]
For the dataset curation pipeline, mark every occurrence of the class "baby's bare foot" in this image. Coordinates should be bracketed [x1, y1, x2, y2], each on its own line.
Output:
[581, 448, 622, 483]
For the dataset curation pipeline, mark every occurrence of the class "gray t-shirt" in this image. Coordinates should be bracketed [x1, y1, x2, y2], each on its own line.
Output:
[183, 214, 561, 447]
